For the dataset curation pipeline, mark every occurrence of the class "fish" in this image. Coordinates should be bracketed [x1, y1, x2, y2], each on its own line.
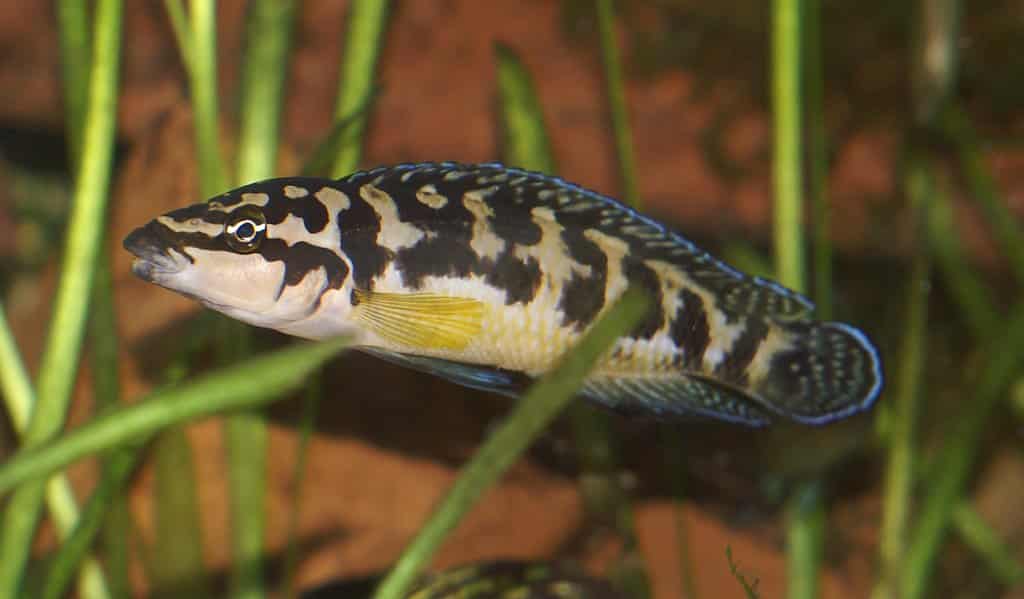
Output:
[300, 561, 624, 599]
[123, 161, 882, 427]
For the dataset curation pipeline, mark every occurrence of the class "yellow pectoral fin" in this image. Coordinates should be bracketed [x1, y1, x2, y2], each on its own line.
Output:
[352, 289, 484, 350]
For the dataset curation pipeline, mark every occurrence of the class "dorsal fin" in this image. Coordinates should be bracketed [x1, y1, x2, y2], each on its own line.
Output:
[338, 162, 815, 320]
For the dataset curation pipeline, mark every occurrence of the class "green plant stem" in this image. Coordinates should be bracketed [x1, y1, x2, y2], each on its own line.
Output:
[41, 448, 142, 599]
[0, 307, 35, 464]
[236, 0, 296, 184]
[153, 429, 211, 599]
[0, 338, 350, 496]
[91, 245, 129, 599]
[188, 0, 229, 196]
[925, 174, 998, 338]
[227, 4, 298, 596]
[803, 0, 830, 319]
[873, 157, 932, 599]
[594, 0, 640, 208]
[494, 43, 557, 173]
[0, 0, 122, 594]
[952, 503, 1024, 586]
[772, 0, 805, 293]
[331, 0, 390, 178]
[57, 0, 91, 174]
[0, 306, 111, 599]
[943, 106, 1024, 286]
[902, 305, 1024, 599]
[772, 1, 823, 597]
[281, 376, 322, 599]
[785, 480, 824, 599]
[495, 44, 649, 597]
[163, 0, 193, 73]
[661, 429, 699, 599]
[370, 289, 650, 599]
[224, 412, 266, 599]
[300, 95, 379, 177]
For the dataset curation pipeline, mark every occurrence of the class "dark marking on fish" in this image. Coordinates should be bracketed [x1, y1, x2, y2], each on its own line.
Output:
[484, 251, 542, 305]
[393, 224, 478, 288]
[166, 203, 226, 224]
[489, 200, 543, 246]
[622, 259, 663, 339]
[334, 196, 391, 290]
[671, 287, 711, 369]
[297, 197, 329, 233]
[258, 238, 350, 290]
[714, 319, 770, 386]
[558, 231, 607, 328]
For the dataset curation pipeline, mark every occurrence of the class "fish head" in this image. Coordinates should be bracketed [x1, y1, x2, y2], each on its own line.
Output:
[124, 182, 354, 336]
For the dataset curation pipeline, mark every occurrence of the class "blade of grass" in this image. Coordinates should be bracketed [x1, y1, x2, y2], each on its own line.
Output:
[661, 430, 699, 599]
[280, 375, 323, 599]
[229, 3, 298, 597]
[330, 0, 390, 178]
[224, 408, 265, 599]
[162, 0, 193, 73]
[803, 0, 830, 319]
[0, 338, 351, 496]
[187, 0, 229, 196]
[0, 0, 122, 594]
[0, 305, 112, 599]
[91, 246, 132, 599]
[772, 0, 806, 294]
[40, 448, 142, 599]
[925, 173, 998, 337]
[57, 0, 91, 173]
[495, 43, 650, 598]
[951, 503, 1024, 586]
[236, 0, 297, 184]
[902, 303, 1024, 599]
[785, 479, 824, 599]
[918, 150, 1023, 590]
[300, 89, 380, 177]
[139, 314, 214, 599]
[161, 3, 232, 593]
[942, 105, 1024, 286]
[370, 288, 650, 599]
[152, 429, 211, 599]
[594, 0, 640, 208]
[772, 1, 824, 597]
[495, 44, 557, 173]
[872, 156, 932, 599]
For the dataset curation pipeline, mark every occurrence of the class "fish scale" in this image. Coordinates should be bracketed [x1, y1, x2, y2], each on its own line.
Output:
[124, 161, 883, 427]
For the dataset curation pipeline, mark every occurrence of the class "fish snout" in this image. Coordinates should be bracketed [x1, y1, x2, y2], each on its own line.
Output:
[123, 221, 188, 280]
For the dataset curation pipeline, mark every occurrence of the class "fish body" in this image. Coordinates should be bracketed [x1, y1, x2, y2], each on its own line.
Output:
[124, 162, 882, 426]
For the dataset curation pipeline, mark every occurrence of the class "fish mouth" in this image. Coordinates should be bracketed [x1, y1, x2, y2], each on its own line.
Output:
[123, 221, 189, 281]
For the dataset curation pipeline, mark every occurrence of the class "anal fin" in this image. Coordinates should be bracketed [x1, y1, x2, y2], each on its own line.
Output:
[353, 289, 484, 350]
[579, 374, 773, 427]
[360, 348, 531, 397]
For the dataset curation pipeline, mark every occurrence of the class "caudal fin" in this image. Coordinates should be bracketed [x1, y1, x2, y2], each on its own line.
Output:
[748, 320, 883, 424]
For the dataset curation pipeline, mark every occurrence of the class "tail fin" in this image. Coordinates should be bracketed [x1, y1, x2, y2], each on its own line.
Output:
[746, 320, 883, 424]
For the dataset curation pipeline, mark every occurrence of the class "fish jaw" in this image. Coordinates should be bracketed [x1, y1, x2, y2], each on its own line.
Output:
[123, 220, 192, 284]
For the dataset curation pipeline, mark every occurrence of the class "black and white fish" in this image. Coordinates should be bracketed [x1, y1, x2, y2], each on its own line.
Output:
[123, 162, 882, 426]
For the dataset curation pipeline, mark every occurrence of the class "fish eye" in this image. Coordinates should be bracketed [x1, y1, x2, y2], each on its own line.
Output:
[224, 207, 266, 253]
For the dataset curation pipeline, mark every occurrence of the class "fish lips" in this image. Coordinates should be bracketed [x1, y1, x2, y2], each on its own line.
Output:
[123, 220, 190, 281]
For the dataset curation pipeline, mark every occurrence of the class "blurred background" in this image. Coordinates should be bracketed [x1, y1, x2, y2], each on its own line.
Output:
[0, 1, 1022, 598]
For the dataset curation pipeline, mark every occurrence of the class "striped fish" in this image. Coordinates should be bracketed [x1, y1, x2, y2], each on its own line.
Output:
[124, 162, 882, 426]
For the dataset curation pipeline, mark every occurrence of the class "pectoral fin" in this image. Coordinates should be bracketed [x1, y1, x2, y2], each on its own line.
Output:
[352, 289, 484, 350]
